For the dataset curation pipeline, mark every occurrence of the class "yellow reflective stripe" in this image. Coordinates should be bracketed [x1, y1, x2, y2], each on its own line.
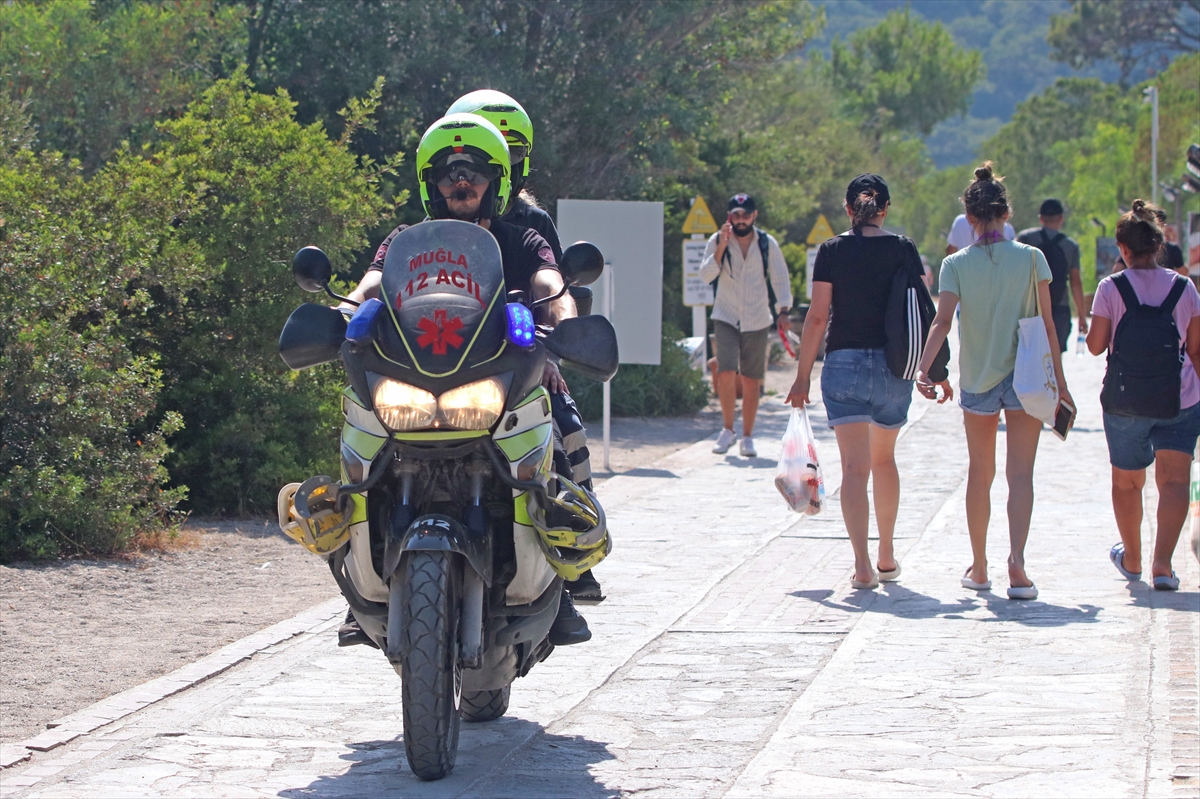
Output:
[514, 495, 532, 526]
[349, 492, 367, 524]
[495, 424, 550, 461]
[511, 385, 548, 411]
[342, 386, 365, 408]
[342, 423, 386, 459]
[393, 430, 490, 442]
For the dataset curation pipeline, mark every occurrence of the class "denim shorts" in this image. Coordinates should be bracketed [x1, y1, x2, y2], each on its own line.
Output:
[959, 372, 1022, 416]
[820, 348, 913, 429]
[1103, 402, 1200, 471]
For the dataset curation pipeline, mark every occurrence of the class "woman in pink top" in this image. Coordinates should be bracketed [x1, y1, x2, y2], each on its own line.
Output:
[1087, 200, 1200, 591]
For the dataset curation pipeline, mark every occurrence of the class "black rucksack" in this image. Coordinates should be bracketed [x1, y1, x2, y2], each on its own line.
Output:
[882, 237, 949, 381]
[1030, 230, 1071, 307]
[714, 229, 780, 323]
[1100, 272, 1188, 419]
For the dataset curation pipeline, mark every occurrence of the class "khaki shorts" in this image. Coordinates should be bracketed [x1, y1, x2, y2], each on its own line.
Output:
[713, 320, 769, 381]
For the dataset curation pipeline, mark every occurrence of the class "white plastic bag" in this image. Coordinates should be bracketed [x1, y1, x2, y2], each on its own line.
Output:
[775, 406, 825, 515]
[1014, 252, 1058, 425]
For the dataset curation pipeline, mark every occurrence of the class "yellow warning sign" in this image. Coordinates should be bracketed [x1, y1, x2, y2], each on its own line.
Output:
[806, 214, 835, 244]
[681, 196, 718, 234]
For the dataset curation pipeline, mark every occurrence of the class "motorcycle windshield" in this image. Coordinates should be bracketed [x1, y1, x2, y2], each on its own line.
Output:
[379, 220, 506, 377]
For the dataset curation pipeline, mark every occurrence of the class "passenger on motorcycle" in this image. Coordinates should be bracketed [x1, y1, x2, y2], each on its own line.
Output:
[340, 112, 592, 647]
[445, 91, 603, 603]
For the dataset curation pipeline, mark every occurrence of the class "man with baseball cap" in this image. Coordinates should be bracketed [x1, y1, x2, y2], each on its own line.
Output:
[699, 193, 793, 457]
[1017, 198, 1087, 351]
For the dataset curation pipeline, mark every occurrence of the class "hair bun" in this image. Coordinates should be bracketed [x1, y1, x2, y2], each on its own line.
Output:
[1132, 199, 1146, 213]
[974, 161, 994, 182]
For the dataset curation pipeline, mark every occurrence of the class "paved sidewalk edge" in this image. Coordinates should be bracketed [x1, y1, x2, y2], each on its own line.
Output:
[3, 596, 345, 764]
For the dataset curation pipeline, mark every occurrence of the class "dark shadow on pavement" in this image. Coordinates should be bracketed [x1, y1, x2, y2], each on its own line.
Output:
[618, 468, 681, 479]
[721, 455, 776, 469]
[278, 718, 616, 798]
[1123, 581, 1200, 612]
[789, 581, 1103, 627]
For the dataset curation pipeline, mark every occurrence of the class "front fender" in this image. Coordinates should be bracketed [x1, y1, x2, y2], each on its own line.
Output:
[382, 511, 492, 586]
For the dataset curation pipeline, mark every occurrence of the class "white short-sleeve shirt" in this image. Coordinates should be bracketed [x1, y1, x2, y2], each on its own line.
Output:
[947, 214, 1015, 249]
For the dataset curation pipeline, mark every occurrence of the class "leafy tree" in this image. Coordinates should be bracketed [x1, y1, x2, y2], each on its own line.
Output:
[825, 8, 985, 137]
[0, 0, 244, 171]
[1048, 0, 1200, 85]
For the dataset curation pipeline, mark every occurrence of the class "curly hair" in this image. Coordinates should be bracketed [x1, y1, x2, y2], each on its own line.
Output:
[962, 161, 1010, 224]
[1115, 199, 1164, 266]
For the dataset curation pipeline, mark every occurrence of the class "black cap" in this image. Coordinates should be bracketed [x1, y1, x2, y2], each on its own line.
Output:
[728, 193, 756, 213]
[1039, 198, 1064, 217]
[845, 174, 890, 207]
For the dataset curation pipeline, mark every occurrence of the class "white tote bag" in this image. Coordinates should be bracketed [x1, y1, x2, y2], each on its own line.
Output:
[1013, 251, 1059, 425]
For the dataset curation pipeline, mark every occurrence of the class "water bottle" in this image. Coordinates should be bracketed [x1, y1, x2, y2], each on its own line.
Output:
[1076, 333, 1085, 357]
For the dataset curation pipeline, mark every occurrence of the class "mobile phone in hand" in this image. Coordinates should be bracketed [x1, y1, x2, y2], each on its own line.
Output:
[1051, 398, 1076, 441]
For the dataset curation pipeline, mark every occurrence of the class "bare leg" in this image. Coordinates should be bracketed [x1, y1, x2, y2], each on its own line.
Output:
[740, 376, 761, 437]
[834, 422, 874, 584]
[1151, 449, 1192, 579]
[962, 411, 1000, 585]
[1003, 408, 1043, 589]
[716, 370, 738, 432]
[869, 425, 902, 572]
[1111, 466, 1146, 575]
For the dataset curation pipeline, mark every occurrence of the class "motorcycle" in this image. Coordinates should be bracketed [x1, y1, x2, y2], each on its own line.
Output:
[276, 220, 617, 781]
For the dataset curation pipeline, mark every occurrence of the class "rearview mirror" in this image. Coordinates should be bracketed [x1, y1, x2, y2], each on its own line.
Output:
[279, 303, 347, 369]
[293, 246, 332, 293]
[559, 242, 604, 287]
[544, 315, 618, 382]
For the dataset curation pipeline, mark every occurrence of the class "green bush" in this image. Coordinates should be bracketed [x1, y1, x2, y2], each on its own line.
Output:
[0, 121, 187, 561]
[569, 325, 709, 421]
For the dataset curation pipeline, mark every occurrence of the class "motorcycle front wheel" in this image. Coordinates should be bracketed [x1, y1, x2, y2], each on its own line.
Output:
[399, 551, 462, 781]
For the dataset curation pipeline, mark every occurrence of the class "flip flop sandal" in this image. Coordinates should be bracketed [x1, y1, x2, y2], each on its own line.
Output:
[850, 573, 879, 590]
[1007, 583, 1038, 600]
[1152, 572, 1180, 591]
[960, 567, 991, 591]
[878, 564, 901, 582]
[1109, 543, 1142, 581]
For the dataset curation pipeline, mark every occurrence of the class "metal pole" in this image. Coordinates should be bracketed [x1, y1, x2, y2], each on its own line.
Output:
[602, 266, 612, 472]
[1146, 86, 1159, 205]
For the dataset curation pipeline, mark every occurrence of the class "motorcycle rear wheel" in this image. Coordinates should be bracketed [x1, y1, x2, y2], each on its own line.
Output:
[460, 685, 510, 722]
[400, 552, 462, 781]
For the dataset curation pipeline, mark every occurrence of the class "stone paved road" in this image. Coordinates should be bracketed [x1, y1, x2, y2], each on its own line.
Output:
[2, 351, 1197, 798]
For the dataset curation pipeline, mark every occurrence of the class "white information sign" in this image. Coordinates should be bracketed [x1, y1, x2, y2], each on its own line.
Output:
[805, 247, 818, 301]
[682, 239, 713, 306]
[556, 200, 663, 365]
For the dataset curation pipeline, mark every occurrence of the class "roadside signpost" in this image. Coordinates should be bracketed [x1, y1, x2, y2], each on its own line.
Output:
[804, 214, 835, 299]
[557, 199, 665, 471]
[681, 196, 718, 373]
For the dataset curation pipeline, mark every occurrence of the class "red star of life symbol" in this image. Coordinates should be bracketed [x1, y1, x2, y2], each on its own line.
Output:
[416, 309, 465, 355]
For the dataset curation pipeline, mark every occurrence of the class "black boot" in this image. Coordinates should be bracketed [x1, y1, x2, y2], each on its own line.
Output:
[548, 587, 591, 646]
[337, 607, 378, 649]
[566, 569, 605, 604]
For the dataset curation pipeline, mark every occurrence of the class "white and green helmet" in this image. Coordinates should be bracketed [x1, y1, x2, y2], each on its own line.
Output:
[446, 90, 534, 194]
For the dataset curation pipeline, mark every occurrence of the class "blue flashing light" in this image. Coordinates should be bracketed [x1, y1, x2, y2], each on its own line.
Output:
[346, 298, 384, 343]
[506, 302, 535, 348]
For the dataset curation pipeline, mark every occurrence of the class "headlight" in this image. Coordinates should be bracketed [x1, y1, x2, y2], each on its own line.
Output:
[438, 378, 505, 430]
[372, 378, 437, 431]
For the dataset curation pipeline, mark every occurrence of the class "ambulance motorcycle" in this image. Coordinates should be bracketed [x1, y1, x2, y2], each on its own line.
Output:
[276, 220, 616, 781]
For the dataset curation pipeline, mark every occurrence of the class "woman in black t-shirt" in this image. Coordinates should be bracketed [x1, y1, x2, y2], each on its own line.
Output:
[787, 174, 926, 591]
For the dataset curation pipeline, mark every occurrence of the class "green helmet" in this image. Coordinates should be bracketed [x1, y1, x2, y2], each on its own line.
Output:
[446, 90, 533, 194]
[416, 113, 512, 220]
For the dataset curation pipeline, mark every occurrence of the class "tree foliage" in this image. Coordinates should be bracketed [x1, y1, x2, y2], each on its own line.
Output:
[0, 0, 245, 171]
[1048, 0, 1200, 85]
[826, 9, 985, 137]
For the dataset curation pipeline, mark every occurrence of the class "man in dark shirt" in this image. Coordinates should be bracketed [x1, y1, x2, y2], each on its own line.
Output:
[1016, 199, 1087, 352]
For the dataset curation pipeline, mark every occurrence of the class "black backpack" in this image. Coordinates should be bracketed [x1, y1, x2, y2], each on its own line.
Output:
[714, 229, 780, 323]
[882, 236, 949, 381]
[1030, 230, 1071, 307]
[1101, 272, 1188, 419]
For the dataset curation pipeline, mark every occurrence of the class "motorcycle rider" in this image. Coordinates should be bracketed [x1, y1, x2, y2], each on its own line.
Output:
[338, 112, 592, 647]
[445, 90, 604, 604]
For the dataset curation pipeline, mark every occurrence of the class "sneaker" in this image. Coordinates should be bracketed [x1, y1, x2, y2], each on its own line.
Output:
[739, 436, 757, 457]
[548, 588, 591, 646]
[712, 428, 737, 454]
[566, 569, 606, 604]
